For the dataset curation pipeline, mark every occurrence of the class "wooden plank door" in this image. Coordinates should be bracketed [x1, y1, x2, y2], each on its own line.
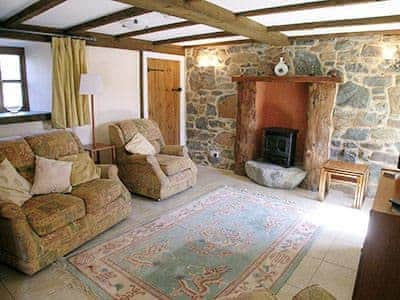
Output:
[147, 58, 181, 145]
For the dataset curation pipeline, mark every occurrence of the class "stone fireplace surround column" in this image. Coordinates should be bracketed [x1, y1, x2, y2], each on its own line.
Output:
[233, 76, 340, 191]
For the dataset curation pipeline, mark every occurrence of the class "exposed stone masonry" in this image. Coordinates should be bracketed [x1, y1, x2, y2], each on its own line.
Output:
[186, 35, 400, 194]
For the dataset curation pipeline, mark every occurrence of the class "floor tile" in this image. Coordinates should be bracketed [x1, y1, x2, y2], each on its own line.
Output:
[287, 256, 322, 288]
[324, 239, 361, 270]
[276, 283, 301, 300]
[307, 231, 335, 260]
[310, 261, 356, 300]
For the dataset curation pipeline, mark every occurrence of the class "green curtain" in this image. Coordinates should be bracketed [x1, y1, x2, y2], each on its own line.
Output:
[51, 37, 90, 128]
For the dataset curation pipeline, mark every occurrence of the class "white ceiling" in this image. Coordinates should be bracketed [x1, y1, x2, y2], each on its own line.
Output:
[89, 12, 186, 35]
[0, 0, 37, 20]
[24, 0, 130, 28]
[207, 0, 323, 13]
[176, 36, 248, 46]
[135, 25, 222, 42]
[251, 1, 400, 26]
[1, 0, 400, 46]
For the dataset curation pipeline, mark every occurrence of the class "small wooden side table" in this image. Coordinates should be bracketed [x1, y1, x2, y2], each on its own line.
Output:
[83, 143, 116, 164]
[318, 160, 369, 209]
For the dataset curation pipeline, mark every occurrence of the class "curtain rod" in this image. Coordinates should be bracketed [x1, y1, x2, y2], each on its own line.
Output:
[0, 27, 96, 42]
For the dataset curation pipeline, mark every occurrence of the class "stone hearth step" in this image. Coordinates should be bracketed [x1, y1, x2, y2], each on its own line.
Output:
[245, 160, 307, 190]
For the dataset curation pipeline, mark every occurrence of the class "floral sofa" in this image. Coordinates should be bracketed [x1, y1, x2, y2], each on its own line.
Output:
[109, 119, 197, 200]
[0, 130, 132, 275]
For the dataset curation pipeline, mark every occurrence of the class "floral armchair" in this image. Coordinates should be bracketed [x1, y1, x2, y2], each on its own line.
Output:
[109, 119, 197, 200]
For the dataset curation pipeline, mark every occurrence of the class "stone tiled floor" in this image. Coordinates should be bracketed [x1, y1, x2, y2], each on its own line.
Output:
[0, 166, 371, 300]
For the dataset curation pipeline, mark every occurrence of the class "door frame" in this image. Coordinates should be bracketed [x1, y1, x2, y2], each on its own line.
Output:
[142, 51, 186, 145]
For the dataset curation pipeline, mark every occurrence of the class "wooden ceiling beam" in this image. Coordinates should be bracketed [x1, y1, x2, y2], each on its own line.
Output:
[116, 21, 195, 39]
[269, 15, 400, 32]
[289, 29, 400, 41]
[0, 29, 184, 55]
[153, 31, 236, 45]
[66, 7, 150, 33]
[3, 0, 67, 27]
[237, 0, 384, 17]
[115, 0, 289, 45]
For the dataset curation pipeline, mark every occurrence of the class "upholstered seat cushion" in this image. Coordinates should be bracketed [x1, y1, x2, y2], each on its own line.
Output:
[156, 154, 193, 176]
[22, 194, 85, 236]
[71, 179, 122, 213]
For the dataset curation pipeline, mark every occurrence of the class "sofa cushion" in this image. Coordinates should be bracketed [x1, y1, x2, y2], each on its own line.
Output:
[25, 130, 83, 159]
[156, 154, 193, 176]
[59, 152, 100, 186]
[0, 136, 35, 182]
[22, 194, 85, 236]
[125, 132, 156, 155]
[0, 158, 31, 206]
[31, 156, 73, 195]
[115, 119, 164, 153]
[71, 179, 122, 213]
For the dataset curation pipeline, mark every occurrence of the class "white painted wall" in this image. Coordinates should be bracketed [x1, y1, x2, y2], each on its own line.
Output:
[0, 38, 140, 145]
[73, 46, 140, 144]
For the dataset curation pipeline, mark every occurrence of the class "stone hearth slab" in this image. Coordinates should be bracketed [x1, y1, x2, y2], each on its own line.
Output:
[245, 160, 307, 189]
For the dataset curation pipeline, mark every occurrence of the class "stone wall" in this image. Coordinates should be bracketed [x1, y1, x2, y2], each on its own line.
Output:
[185, 35, 400, 194]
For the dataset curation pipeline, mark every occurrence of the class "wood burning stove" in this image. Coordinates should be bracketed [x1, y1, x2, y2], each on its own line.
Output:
[263, 127, 298, 168]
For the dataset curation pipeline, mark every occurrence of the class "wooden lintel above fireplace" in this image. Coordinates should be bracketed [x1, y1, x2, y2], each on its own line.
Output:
[232, 75, 342, 84]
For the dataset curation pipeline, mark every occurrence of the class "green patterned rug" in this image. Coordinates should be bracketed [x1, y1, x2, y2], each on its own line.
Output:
[68, 186, 319, 299]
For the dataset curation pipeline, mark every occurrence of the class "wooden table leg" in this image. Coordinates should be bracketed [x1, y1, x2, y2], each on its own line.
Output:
[354, 176, 363, 209]
[318, 168, 328, 201]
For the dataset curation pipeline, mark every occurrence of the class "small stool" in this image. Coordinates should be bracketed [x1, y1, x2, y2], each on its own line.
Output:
[319, 160, 369, 209]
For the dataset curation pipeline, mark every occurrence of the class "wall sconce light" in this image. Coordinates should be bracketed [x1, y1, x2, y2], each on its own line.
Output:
[382, 45, 400, 71]
[383, 46, 397, 60]
[198, 53, 219, 67]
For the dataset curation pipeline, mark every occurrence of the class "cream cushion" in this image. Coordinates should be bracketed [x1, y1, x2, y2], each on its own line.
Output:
[125, 132, 156, 155]
[31, 156, 73, 195]
[59, 152, 100, 186]
[0, 158, 31, 206]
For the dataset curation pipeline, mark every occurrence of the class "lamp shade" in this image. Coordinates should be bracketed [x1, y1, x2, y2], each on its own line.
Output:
[79, 73, 102, 95]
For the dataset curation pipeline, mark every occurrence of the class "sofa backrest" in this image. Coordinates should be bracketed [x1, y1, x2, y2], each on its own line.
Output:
[0, 130, 84, 183]
[0, 136, 35, 183]
[24, 130, 84, 159]
[110, 119, 165, 153]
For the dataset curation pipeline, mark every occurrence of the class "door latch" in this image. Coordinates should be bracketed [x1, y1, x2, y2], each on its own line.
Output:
[172, 87, 182, 92]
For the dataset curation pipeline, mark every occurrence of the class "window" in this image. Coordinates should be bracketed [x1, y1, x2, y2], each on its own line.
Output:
[0, 47, 29, 112]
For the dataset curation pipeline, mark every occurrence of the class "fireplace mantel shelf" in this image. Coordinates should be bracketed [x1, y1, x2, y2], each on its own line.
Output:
[232, 75, 342, 84]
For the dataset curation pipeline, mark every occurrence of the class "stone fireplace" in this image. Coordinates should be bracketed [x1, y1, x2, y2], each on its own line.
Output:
[233, 75, 341, 191]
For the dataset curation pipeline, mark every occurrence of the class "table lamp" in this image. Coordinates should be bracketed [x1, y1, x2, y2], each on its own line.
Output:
[79, 73, 102, 147]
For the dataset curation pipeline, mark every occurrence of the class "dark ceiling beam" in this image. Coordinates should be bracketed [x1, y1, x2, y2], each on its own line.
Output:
[237, 0, 385, 17]
[66, 7, 150, 33]
[116, 21, 195, 39]
[115, 0, 289, 45]
[152, 31, 236, 45]
[0, 29, 184, 55]
[3, 0, 67, 27]
[269, 15, 400, 32]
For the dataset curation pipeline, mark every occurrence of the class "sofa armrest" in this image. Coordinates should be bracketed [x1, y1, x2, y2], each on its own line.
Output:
[161, 145, 189, 157]
[120, 154, 168, 185]
[97, 164, 132, 202]
[0, 201, 41, 265]
[0, 201, 26, 220]
[97, 164, 120, 180]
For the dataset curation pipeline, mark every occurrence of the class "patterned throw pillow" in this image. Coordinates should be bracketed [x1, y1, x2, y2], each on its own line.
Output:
[0, 158, 31, 206]
[125, 132, 156, 155]
[31, 156, 73, 195]
[59, 152, 100, 186]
